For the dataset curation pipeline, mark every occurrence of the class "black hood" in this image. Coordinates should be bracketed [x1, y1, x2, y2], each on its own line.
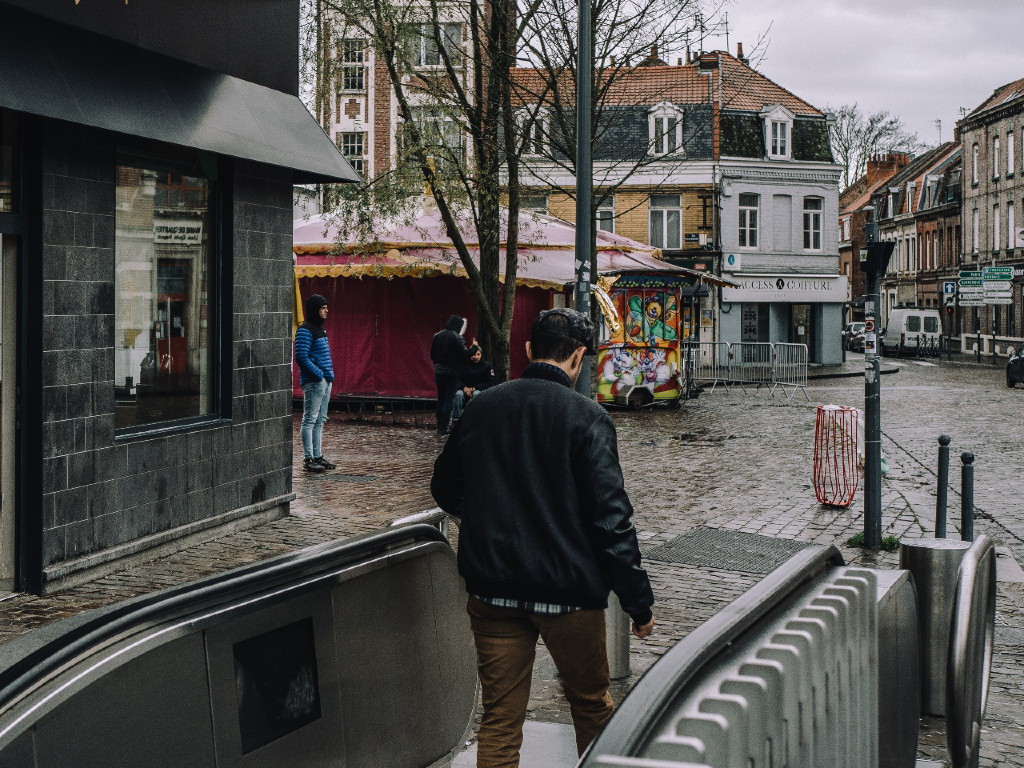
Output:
[305, 294, 328, 326]
[445, 314, 466, 333]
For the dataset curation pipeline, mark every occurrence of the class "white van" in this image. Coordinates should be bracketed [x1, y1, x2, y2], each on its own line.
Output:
[880, 308, 942, 356]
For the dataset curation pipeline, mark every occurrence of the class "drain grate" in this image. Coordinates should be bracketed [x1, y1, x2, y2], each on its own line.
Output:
[644, 527, 809, 574]
[321, 474, 381, 483]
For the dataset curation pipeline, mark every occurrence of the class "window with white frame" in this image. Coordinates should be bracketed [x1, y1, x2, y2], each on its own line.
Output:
[1009, 201, 1016, 250]
[406, 23, 461, 67]
[1008, 131, 1015, 175]
[907, 183, 916, 213]
[596, 197, 614, 232]
[336, 132, 366, 177]
[339, 39, 365, 91]
[518, 108, 548, 157]
[994, 203, 1000, 251]
[973, 208, 979, 253]
[761, 105, 794, 160]
[520, 194, 548, 214]
[994, 137, 1001, 179]
[649, 194, 682, 249]
[802, 197, 822, 250]
[405, 106, 464, 168]
[972, 143, 979, 183]
[738, 193, 759, 248]
[648, 103, 684, 156]
[842, 217, 850, 242]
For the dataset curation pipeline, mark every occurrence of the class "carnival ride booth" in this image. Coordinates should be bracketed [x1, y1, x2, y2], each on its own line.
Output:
[292, 205, 719, 404]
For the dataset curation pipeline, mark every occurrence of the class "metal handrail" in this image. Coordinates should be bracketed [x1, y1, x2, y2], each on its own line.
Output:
[579, 544, 845, 762]
[389, 506, 458, 538]
[946, 534, 997, 768]
[0, 524, 450, 722]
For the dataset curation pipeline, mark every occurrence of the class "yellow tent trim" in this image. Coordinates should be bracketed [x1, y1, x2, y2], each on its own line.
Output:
[293, 263, 566, 291]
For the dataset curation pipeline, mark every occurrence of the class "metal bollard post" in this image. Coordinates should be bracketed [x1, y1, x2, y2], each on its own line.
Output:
[605, 601, 631, 680]
[961, 452, 975, 542]
[936, 435, 950, 538]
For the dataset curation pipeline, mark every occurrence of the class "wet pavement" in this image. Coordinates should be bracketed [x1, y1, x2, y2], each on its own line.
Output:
[0, 352, 1022, 765]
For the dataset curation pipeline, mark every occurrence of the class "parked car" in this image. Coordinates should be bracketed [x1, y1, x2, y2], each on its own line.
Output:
[842, 322, 865, 351]
[1008, 343, 1024, 388]
[880, 308, 941, 357]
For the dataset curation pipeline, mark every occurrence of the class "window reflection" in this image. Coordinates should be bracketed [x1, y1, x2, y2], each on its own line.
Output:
[115, 158, 214, 429]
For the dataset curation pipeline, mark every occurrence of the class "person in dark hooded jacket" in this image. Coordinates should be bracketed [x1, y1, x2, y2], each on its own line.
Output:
[295, 294, 336, 472]
[429, 314, 476, 435]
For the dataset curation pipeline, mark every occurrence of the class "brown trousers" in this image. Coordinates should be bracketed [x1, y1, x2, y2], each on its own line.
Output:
[467, 596, 614, 768]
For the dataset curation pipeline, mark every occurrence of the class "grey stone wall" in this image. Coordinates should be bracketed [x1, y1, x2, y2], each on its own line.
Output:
[39, 129, 293, 574]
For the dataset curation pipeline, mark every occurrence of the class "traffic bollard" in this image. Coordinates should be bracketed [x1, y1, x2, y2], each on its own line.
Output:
[936, 435, 950, 538]
[961, 452, 975, 542]
[606, 601, 631, 680]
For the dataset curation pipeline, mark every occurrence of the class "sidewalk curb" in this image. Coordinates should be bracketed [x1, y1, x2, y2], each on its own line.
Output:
[808, 366, 900, 381]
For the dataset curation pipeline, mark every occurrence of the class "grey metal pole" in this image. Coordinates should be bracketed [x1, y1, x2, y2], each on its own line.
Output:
[961, 452, 975, 542]
[936, 435, 950, 538]
[573, 0, 592, 397]
[864, 270, 882, 548]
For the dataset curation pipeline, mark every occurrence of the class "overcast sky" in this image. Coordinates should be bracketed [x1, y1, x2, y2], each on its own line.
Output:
[691, 0, 1024, 148]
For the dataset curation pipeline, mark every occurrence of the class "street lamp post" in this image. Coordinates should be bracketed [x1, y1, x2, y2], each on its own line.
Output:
[861, 212, 894, 548]
[573, 0, 592, 396]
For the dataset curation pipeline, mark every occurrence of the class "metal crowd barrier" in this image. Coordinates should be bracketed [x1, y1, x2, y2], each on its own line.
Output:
[729, 342, 776, 393]
[580, 537, 995, 768]
[682, 341, 732, 393]
[772, 342, 810, 401]
[681, 342, 808, 400]
[0, 524, 478, 768]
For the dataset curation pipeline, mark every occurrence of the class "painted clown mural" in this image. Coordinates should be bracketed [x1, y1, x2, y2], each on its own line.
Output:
[596, 275, 697, 405]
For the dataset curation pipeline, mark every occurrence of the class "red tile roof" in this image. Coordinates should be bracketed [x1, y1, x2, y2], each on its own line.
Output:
[510, 51, 824, 116]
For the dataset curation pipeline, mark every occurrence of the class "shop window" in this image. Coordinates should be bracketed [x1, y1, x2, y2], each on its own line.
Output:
[114, 152, 219, 431]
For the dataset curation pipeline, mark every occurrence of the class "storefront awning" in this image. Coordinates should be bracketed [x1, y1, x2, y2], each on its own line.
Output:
[0, 6, 359, 184]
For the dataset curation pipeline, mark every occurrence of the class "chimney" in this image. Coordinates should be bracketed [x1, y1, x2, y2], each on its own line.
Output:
[677, 58, 683, 66]
[610, 55, 615, 66]
[866, 152, 911, 188]
[736, 42, 747, 63]
[651, 43, 658, 60]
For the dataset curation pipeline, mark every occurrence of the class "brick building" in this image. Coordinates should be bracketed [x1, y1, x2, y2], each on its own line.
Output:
[957, 77, 1024, 355]
[0, 2, 356, 592]
[838, 153, 910, 323]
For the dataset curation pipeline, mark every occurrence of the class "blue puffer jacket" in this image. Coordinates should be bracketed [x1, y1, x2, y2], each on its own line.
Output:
[295, 295, 334, 387]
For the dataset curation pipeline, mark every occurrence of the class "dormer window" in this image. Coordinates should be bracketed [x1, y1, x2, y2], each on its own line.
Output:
[760, 104, 794, 160]
[519, 108, 548, 157]
[649, 102, 684, 156]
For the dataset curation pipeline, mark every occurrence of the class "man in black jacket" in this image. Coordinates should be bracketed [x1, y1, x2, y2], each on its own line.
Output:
[430, 314, 476, 435]
[431, 308, 655, 768]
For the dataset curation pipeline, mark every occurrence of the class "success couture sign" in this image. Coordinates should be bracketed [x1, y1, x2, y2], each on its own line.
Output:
[721, 274, 848, 303]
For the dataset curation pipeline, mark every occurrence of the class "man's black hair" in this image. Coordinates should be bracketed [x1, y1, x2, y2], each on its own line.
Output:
[530, 312, 586, 362]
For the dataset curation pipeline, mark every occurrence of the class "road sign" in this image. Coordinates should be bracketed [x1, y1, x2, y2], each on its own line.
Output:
[959, 298, 985, 307]
[984, 296, 1013, 305]
[983, 266, 1013, 279]
[958, 278, 983, 287]
[982, 280, 1012, 291]
[942, 281, 957, 294]
[959, 286, 984, 295]
[959, 270, 982, 279]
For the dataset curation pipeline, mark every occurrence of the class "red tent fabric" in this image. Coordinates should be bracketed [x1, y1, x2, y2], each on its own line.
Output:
[291, 203, 701, 399]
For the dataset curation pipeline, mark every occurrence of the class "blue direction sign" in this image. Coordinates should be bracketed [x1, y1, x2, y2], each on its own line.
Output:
[942, 281, 956, 294]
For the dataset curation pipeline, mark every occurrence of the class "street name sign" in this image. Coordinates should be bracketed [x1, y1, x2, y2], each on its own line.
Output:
[983, 266, 1013, 279]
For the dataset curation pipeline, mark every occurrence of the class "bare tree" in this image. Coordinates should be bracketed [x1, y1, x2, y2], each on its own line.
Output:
[828, 103, 924, 190]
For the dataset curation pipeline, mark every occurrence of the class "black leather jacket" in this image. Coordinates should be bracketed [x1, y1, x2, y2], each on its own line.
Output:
[431, 362, 654, 624]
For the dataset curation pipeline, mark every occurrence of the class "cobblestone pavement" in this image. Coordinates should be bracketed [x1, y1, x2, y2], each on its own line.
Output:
[0, 356, 1020, 765]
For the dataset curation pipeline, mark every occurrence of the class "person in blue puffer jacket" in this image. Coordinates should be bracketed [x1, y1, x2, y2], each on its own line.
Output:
[294, 294, 336, 473]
